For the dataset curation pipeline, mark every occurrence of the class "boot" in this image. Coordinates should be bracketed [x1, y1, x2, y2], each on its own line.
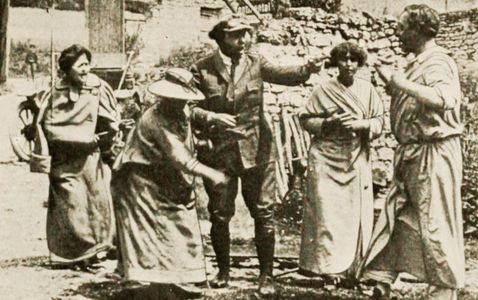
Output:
[255, 223, 276, 296]
[210, 270, 230, 288]
[210, 220, 231, 288]
[258, 273, 276, 296]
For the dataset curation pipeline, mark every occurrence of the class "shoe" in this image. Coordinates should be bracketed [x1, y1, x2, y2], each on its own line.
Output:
[72, 261, 103, 274]
[105, 248, 118, 260]
[210, 270, 230, 288]
[371, 282, 391, 300]
[331, 275, 357, 290]
[172, 283, 203, 299]
[258, 273, 276, 296]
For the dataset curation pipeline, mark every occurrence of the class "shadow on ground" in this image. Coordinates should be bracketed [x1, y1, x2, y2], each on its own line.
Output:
[72, 281, 169, 300]
[67, 275, 370, 300]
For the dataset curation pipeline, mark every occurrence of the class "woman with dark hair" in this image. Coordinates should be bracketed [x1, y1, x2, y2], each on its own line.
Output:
[298, 42, 384, 285]
[112, 68, 229, 297]
[31, 44, 120, 270]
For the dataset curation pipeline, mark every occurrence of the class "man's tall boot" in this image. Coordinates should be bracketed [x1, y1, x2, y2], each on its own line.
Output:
[255, 224, 276, 296]
[210, 219, 230, 288]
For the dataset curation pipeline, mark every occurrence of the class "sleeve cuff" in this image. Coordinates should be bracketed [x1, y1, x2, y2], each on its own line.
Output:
[206, 112, 216, 125]
[185, 158, 200, 172]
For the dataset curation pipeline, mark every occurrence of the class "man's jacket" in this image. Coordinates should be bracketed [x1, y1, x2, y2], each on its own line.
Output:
[191, 50, 311, 169]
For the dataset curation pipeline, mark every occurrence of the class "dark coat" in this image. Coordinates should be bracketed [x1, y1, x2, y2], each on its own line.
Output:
[191, 50, 311, 169]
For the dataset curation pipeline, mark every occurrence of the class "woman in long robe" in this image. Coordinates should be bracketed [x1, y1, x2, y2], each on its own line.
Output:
[31, 44, 120, 268]
[299, 42, 384, 283]
[112, 68, 229, 295]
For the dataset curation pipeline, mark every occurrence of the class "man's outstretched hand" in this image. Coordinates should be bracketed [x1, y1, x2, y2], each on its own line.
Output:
[306, 56, 329, 73]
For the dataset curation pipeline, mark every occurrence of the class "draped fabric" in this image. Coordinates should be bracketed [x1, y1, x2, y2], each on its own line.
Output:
[360, 46, 465, 289]
[32, 74, 119, 264]
[112, 103, 206, 284]
[299, 77, 384, 275]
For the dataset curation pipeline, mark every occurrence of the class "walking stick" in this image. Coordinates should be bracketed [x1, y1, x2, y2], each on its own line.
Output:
[117, 51, 135, 90]
[195, 205, 211, 289]
[48, 4, 55, 86]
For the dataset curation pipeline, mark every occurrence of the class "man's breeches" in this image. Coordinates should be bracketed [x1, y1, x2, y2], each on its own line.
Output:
[205, 161, 276, 228]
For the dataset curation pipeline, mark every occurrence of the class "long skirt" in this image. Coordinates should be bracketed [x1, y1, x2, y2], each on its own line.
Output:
[47, 150, 115, 264]
[360, 137, 465, 288]
[112, 164, 206, 284]
[299, 145, 374, 276]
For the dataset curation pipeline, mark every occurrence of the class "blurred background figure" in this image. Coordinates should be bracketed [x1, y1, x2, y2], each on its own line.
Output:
[25, 43, 38, 81]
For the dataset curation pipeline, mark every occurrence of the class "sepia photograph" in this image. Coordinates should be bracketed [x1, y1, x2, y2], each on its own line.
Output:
[1, 0, 478, 299]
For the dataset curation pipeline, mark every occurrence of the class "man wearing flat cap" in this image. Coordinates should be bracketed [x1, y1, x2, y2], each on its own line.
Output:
[191, 15, 323, 296]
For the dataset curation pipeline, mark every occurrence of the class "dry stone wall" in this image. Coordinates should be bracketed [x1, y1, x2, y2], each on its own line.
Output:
[437, 8, 478, 65]
[255, 6, 478, 190]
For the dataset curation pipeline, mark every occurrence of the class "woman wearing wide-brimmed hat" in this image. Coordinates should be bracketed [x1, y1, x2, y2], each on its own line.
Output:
[112, 68, 229, 294]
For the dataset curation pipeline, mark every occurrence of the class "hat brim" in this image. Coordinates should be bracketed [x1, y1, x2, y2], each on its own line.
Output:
[224, 24, 253, 32]
[147, 80, 205, 101]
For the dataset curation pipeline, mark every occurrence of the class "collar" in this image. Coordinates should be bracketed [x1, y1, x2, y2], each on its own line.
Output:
[408, 45, 449, 65]
[218, 48, 232, 68]
[217, 48, 245, 67]
[55, 73, 101, 90]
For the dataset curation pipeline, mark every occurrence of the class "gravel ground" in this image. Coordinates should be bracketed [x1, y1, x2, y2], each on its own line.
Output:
[2, 79, 478, 300]
[2, 1, 478, 299]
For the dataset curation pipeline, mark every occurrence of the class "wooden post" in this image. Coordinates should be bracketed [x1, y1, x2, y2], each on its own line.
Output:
[0, 0, 9, 84]
[238, 0, 264, 24]
[223, 0, 238, 13]
[85, 0, 125, 85]
[85, 0, 124, 53]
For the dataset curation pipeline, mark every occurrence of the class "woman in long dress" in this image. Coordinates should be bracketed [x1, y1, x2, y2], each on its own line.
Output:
[299, 42, 384, 285]
[112, 68, 229, 297]
[31, 44, 120, 269]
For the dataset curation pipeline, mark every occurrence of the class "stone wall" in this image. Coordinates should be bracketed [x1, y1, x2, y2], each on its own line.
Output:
[340, 0, 478, 17]
[255, 6, 478, 191]
[436, 8, 478, 65]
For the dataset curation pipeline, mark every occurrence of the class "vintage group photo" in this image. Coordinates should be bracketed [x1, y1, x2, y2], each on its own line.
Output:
[1, 0, 478, 299]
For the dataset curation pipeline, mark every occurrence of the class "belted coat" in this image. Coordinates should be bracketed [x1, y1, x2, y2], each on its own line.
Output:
[191, 50, 311, 170]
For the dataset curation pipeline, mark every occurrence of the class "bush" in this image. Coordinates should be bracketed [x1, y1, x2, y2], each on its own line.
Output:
[10, 0, 42, 8]
[126, 0, 158, 15]
[290, 0, 341, 13]
[10, 0, 160, 13]
[11, 0, 83, 10]
[55, 0, 84, 11]
[125, 28, 145, 60]
[157, 44, 215, 69]
[460, 71, 478, 238]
